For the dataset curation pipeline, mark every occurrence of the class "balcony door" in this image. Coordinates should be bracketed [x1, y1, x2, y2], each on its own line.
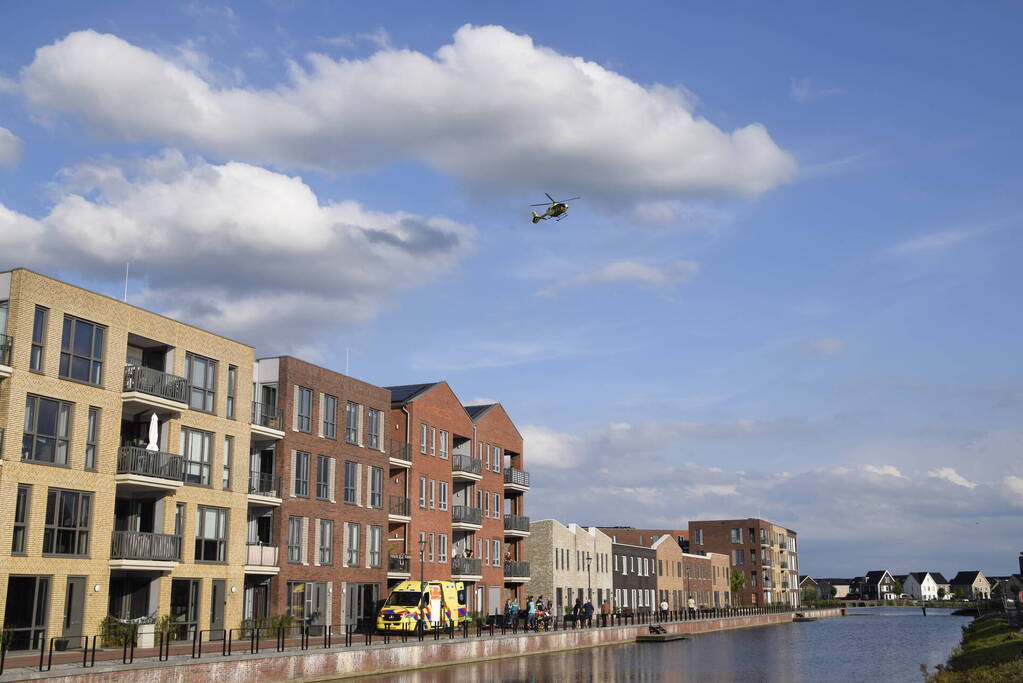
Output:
[108, 574, 151, 621]
[114, 498, 155, 533]
[3, 576, 50, 650]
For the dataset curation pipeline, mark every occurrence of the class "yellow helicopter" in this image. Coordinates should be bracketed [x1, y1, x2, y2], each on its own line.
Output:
[530, 193, 580, 223]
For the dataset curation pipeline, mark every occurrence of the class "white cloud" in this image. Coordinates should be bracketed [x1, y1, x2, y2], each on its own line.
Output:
[1004, 476, 1023, 504]
[0, 75, 16, 93]
[928, 467, 977, 489]
[537, 259, 699, 297]
[790, 77, 843, 103]
[463, 397, 498, 407]
[0, 150, 472, 350]
[0, 127, 22, 165]
[802, 338, 847, 355]
[20, 27, 796, 200]
[685, 484, 738, 497]
[886, 224, 994, 255]
[521, 425, 583, 469]
[862, 464, 906, 478]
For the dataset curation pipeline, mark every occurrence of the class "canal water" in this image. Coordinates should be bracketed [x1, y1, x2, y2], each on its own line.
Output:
[359, 608, 969, 682]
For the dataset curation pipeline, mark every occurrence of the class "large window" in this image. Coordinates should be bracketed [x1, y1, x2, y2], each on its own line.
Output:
[181, 427, 212, 486]
[85, 407, 99, 470]
[287, 516, 303, 563]
[322, 394, 337, 439]
[369, 466, 383, 508]
[367, 408, 382, 450]
[43, 488, 91, 555]
[12, 485, 30, 553]
[345, 402, 360, 445]
[319, 519, 333, 565]
[294, 451, 310, 497]
[296, 387, 312, 432]
[343, 461, 358, 504]
[368, 525, 382, 568]
[730, 528, 741, 544]
[22, 395, 72, 465]
[59, 315, 105, 385]
[30, 306, 47, 372]
[185, 353, 217, 413]
[316, 455, 331, 500]
[345, 522, 360, 567]
[195, 506, 227, 562]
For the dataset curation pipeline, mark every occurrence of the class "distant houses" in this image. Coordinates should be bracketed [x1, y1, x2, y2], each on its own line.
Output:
[797, 568, 1003, 602]
[950, 571, 991, 600]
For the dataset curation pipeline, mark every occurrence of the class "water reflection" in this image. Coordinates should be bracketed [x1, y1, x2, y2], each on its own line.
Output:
[357, 608, 969, 683]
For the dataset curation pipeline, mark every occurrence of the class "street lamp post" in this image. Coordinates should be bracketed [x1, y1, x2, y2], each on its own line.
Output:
[586, 553, 592, 601]
[418, 537, 427, 626]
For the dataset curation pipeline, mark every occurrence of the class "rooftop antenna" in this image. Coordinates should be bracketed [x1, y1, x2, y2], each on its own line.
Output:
[123, 262, 130, 302]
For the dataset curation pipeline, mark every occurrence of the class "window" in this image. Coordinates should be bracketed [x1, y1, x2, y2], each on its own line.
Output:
[695, 529, 704, 546]
[43, 488, 91, 555]
[344, 461, 358, 504]
[428, 532, 435, 562]
[492, 539, 500, 567]
[222, 436, 233, 490]
[732, 549, 744, 566]
[361, 408, 380, 450]
[345, 522, 360, 567]
[730, 528, 741, 544]
[322, 394, 337, 439]
[438, 481, 448, 511]
[345, 401, 360, 445]
[30, 306, 47, 372]
[751, 571, 757, 588]
[429, 479, 435, 509]
[59, 315, 105, 385]
[420, 423, 428, 454]
[12, 485, 30, 553]
[430, 428, 436, 456]
[195, 506, 228, 562]
[418, 476, 427, 508]
[483, 490, 489, 517]
[85, 407, 99, 470]
[368, 525, 382, 568]
[316, 456, 331, 500]
[174, 503, 185, 536]
[226, 365, 237, 419]
[185, 353, 217, 413]
[319, 519, 333, 565]
[288, 516, 303, 563]
[182, 427, 212, 486]
[22, 395, 72, 465]
[438, 430, 448, 459]
[492, 446, 501, 472]
[369, 467, 383, 508]
[493, 493, 500, 519]
[437, 533, 447, 564]
[294, 451, 310, 497]
[296, 387, 312, 432]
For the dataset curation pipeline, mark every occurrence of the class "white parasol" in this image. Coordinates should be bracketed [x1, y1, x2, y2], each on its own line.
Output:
[146, 413, 160, 451]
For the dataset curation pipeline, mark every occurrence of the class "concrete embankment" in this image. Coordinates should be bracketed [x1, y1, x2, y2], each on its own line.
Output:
[4, 609, 844, 683]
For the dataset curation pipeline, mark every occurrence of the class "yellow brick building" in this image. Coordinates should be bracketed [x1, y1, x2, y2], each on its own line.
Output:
[0, 269, 281, 650]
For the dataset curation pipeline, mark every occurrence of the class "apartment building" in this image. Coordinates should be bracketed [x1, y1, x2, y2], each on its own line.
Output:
[0, 269, 255, 649]
[611, 543, 657, 613]
[709, 552, 731, 607]
[250, 356, 391, 630]
[522, 521, 612, 616]
[651, 534, 687, 610]
[598, 527, 689, 553]
[689, 518, 799, 606]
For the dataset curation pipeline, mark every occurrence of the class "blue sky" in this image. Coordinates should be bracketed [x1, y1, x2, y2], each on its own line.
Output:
[2, 1, 1021, 578]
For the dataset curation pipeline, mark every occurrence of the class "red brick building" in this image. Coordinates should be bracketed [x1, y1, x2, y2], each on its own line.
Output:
[597, 527, 689, 552]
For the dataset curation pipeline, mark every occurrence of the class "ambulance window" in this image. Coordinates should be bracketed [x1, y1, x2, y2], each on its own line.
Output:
[457, 588, 466, 605]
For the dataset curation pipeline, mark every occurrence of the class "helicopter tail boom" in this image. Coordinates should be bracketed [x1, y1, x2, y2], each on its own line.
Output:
[531, 211, 542, 224]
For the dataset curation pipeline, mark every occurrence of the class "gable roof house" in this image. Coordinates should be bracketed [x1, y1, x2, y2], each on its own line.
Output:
[858, 570, 897, 601]
[903, 572, 939, 601]
[950, 571, 991, 600]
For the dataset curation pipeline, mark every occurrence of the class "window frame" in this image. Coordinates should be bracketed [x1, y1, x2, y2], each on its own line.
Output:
[181, 427, 213, 487]
[368, 525, 382, 568]
[295, 387, 312, 433]
[345, 522, 360, 567]
[59, 314, 106, 386]
[12, 485, 30, 554]
[438, 481, 448, 511]
[369, 466, 383, 508]
[194, 505, 228, 563]
[30, 306, 47, 372]
[294, 451, 310, 498]
[84, 406, 99, 471]
[287, 516, 303, 563]
[22, 394, 72, 466]
[345, 401, 360, 445]
[366, 408, 382, 450]
[322, 394, 337, 439]
[420, 423, 428, 454]
[315, 455, 331, 500]
[43, 488, 92, 557]
[222, 435, 233, 490]
[184, 353, 218, 414]
[438, 430, 448, 459]
[318, 519, 334, 566]
[343, 461, 358, 504]
[226, 365, 237, 419]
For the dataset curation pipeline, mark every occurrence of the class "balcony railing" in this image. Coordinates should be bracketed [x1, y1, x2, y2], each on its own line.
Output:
[389, 495, 411, 517]
[451, 556, 483, 576]
[0, 334, 11, 366]
[251, 402, 284, 431]
[387, 438, 412, 465]
[110, 530, 181, 562]
[116, 446, 185, 481]
[780, 561, 789, 569]
[249, 472, 282, 497]
[504, 514, 530, 533]
[504, 467, 530, 488]
[451, 505, 482, 526]
[123, 365, 189, 403]
[504, 560, 530, 578]
[452, 454, 482, 477]
[245, 543, 279, 567]
[388, 553, 411, 574]
[761, 559, 773, 568]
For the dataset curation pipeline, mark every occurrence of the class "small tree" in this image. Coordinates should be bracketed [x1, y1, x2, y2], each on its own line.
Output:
[800, 586, 820, 605]
[729, 569, 747, 604]
[893, 580, 903, 598]
[937, 586, 946, 600]
[830, 586, 837, 598]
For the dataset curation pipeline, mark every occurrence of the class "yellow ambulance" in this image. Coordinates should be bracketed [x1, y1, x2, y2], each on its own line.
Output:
[377, 580, 468, 633]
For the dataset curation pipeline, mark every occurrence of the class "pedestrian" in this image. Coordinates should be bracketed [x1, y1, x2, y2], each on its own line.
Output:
[600, 598, 611, 627]
[583, 598, 594, 626]
[573, 597, 584, 625]
[527, 596, 537, 629]
[504, 598, 514, 627]
[660, 598, 669, 621]
[688, 596, 696, 616]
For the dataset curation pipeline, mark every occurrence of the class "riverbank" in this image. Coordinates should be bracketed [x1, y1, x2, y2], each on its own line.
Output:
[927, 614, 1023, 682]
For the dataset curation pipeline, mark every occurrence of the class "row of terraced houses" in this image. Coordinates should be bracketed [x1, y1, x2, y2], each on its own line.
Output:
[0, 269, 531, 650]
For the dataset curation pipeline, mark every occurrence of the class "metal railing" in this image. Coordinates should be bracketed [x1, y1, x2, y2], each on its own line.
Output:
[248, 472, 282, 497]
[503, 467, 530, 487]
[388, 495, 411, 517]
[451, 454, 482, 477]
[110, 530, 181, 562]
[251, 402, 284, 431]
[122, 365, 189, 403]
[451, 556, 483, 576]
[451, 505, 482, 526]
[504, 560, 530, 578]
[245, 544, 279, 567]
[0, 333, 11, 366]
[388, 554, 410, 574]
[116, 446, 184, 481]
[504, 514, 530, 533]
[387, 438, 411, 465]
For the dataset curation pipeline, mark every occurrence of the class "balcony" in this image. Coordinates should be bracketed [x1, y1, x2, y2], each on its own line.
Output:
[503, 467, 531, 493]
[0, 334, 12, 378]
[387, 438, 412, 469]
[503, 514, 531, 537]
[244, 544, 280, 575]
[115, 447, 184, 492]
[121, 365, 188, 414]
[761, 559, 773, 568]
[251, 402, 285, 441]
[451, 505, 483, 530]
[109, 530, 181, 570]
[451, 556, 483, 580]
[248, 472, 283, 506]
[504, 561, 530, 583]
[388, 495, 412, 523]
[451, 454, 483, 482]
[388, 553, 411, 580]
[780, 561, 789, 570]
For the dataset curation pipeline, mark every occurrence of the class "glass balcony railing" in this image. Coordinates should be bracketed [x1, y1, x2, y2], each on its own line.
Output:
[251, 401, 284, 430]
